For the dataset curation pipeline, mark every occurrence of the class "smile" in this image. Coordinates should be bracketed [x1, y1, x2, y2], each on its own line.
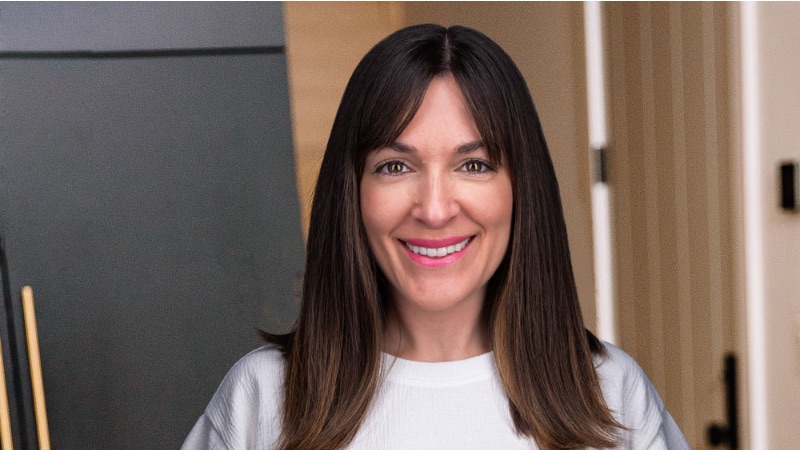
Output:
[403, 237, 472, 258]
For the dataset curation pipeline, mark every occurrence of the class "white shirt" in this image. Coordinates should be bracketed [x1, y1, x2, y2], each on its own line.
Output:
[183, 342, 689, 449]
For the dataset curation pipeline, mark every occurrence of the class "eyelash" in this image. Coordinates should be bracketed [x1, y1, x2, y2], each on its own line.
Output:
[374, 158, 495, 176]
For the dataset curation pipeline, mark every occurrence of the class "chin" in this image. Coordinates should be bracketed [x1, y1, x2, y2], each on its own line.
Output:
[396, 285, 482, 314]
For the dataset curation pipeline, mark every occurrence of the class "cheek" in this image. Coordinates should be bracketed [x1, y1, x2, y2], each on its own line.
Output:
[498, 188, 514, 232]
[360, 182, 400, 247]
[470, 180, 513, 234]
[490, 198, 513, 247]
[480, 183, 514, 268]
[360, 186, 381, 243]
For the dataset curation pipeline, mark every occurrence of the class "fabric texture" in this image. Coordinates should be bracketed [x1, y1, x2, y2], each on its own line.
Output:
[182, 342, 689, 449]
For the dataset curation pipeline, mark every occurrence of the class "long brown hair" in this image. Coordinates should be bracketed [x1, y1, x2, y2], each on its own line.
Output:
[265, 24, 621, 449]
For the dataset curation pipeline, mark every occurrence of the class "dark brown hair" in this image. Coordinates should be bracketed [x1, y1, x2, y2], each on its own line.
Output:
[265, 24, 621, 449]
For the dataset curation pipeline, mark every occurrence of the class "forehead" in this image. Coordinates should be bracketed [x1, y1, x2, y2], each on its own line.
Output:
[393, 75, 481, 148]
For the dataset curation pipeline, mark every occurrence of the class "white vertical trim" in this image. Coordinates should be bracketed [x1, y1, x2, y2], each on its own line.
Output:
[585, 1, 608, 152]
[591, 186, 615, 339]
[583, 1, 617, 344]
[741, 2, 767, 449]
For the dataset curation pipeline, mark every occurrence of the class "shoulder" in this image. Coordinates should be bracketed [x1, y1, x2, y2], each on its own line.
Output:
[207, 345, 285, 410]
[221, 344, 286, 388]
[594, 342, 690, 449]
[593, 342, 654, 425]
[187, 345, 285, 449]
[593, 341, 645, 388]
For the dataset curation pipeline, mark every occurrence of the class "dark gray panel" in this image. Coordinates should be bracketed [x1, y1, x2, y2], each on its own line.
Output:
[0, 53, 303, 448]
[0, 2, 285, 51]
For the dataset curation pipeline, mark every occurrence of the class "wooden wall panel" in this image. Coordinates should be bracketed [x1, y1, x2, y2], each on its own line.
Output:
[606, 3, 737, 448]
[283, 2, 404, 238]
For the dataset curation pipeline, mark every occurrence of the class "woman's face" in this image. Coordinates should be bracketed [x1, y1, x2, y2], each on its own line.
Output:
[360, 75, 513, 319]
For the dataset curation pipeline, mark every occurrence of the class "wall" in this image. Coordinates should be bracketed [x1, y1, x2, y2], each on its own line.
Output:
[745, 3, 800, 448]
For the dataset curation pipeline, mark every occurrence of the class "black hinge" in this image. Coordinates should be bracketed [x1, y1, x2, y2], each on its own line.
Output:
[780, 161, 799, 211]
[595, 146, 608, 184]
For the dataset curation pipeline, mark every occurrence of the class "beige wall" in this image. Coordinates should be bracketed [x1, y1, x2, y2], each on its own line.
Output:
[283, 2, 404, 237]
[750, 4, 800, 447]
[284, 2, 597, 330]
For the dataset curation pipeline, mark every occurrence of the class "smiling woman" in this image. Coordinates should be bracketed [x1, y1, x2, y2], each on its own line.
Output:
[183, 24, 689, 450]
[361, 75, 513, 362]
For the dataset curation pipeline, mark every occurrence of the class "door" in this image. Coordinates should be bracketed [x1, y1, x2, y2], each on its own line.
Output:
[604, 3, 740, 448]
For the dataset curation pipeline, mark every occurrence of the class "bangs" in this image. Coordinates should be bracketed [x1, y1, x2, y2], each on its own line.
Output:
[342, 24, 529, 187]
[354, 79, 429, 166]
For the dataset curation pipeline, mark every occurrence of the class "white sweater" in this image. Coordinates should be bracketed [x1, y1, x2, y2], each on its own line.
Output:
[183, 343, 689, 449]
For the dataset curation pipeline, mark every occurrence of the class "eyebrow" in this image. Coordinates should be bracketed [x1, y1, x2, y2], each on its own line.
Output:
[387, 140, 485, 154]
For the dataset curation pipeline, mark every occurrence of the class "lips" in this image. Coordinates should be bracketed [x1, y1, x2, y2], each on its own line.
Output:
[402, 236, 473, 259]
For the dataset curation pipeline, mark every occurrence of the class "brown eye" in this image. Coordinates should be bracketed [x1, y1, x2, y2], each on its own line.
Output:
[377, 160, 408, 176]
[387, 162, 404, 174]
[462, 159, 493, 174]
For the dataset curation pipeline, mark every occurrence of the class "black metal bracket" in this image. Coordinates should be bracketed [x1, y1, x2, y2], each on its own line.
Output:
[780, 161, 799, 211]
[595, 146, 608, 184]
[707, 353, 739, 449]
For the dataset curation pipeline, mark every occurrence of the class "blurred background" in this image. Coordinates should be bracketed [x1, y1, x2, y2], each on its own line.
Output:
[0, 2, 797, 449]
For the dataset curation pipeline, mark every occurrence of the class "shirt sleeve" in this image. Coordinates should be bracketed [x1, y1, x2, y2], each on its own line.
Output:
[180, 346, 284, 450]
[598, 343, 691, 450]
[182, 414, 228, 450]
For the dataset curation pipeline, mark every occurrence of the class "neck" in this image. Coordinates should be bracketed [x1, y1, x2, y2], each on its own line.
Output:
[383, 301, 489, 362]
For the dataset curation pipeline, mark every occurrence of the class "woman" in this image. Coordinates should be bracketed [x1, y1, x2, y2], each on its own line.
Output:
[184, 24, 688, 449]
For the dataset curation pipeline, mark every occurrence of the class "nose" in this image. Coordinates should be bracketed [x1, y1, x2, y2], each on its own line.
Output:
[411, 173, 459, 227]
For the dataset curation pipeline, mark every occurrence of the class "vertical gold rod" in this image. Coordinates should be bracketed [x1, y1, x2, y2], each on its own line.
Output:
[21, 287, 49, 450]
[0, 337, 14, 450]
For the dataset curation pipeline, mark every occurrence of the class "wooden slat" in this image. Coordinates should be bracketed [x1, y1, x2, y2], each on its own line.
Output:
[21, 287, 49, 450]
[0, 337, 13, 450]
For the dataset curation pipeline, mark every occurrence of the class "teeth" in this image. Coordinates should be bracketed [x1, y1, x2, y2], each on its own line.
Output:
[405, 237, 471, 258]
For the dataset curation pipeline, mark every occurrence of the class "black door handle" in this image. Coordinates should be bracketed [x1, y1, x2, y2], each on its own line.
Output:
[706, 354, 738, 448]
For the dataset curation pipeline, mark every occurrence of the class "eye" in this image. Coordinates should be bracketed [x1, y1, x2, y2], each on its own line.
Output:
[376, 160, 409, 176]
[461, 159, 494, 174]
